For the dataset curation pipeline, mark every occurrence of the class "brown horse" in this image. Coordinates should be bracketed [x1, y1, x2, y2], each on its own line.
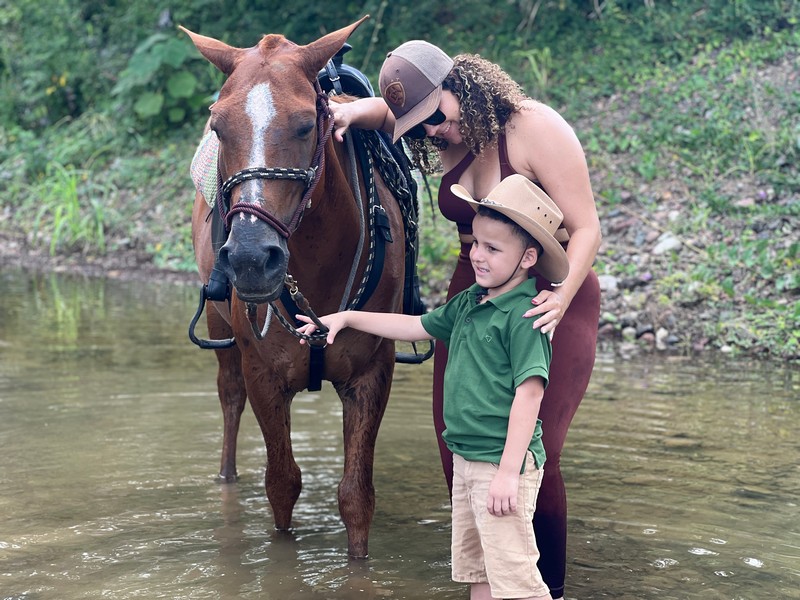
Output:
[181, 18, 405, 558]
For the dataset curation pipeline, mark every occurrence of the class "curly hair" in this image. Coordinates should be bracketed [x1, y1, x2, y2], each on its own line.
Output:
[405, 53, 528, 174]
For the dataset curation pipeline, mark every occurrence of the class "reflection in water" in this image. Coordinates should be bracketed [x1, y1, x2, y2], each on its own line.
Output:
[0, 269, 798, 599]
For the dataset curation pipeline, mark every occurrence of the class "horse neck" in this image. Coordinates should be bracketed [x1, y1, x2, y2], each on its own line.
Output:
[287, 138, 367, 290]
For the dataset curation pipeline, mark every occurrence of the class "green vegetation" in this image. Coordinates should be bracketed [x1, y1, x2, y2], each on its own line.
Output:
[1, 1, 798, 359]
[33, 162, 108, 255]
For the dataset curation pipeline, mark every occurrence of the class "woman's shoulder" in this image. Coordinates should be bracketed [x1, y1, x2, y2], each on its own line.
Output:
[507, 100, 582, 158]
[503, 100, 584, 182]
[509, 100, 569, 133]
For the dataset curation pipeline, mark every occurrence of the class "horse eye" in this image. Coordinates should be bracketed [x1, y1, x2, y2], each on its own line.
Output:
[296, 122, 315, 139]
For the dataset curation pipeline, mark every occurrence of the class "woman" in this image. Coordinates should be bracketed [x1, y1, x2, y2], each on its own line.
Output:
[332, 40, 601, 600]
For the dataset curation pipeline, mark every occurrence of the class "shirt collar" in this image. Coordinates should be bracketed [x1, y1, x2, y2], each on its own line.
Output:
[466, 279, 540, 313]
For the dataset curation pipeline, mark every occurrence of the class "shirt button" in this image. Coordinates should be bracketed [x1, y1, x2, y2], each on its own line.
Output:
[465, 317, 471, 323]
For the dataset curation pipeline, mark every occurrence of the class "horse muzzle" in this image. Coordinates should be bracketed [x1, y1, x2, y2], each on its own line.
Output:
[216, 221, 289, 304]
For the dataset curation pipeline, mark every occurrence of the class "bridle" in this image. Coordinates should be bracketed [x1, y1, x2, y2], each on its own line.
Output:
[217, 80, 334, 238]
[211, 79, 335, 344]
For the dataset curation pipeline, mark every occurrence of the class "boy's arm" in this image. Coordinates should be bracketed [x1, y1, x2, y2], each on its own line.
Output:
[296, 311, 432, 346]
[486, 375, 545, 516]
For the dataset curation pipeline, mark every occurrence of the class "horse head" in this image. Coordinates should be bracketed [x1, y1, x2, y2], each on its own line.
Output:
[181, 17, 367, 303]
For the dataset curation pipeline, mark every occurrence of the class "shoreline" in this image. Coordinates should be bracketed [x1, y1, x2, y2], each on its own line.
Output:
[2, 230, 794, 365]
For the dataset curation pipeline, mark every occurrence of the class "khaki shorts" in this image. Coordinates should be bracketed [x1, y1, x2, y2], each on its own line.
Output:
[451, 452, 549, 599]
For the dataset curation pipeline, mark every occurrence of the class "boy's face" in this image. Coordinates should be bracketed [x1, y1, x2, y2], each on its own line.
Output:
[469, 214, 538, 295]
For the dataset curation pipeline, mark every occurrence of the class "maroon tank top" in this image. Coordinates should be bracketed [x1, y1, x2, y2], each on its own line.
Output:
[438, 132, 532, 235]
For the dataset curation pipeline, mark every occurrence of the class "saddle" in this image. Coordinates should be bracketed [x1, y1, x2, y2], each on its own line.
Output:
[317, 43, 374, 98]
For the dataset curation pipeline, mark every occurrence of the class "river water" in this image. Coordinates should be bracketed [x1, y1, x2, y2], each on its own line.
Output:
[0, 270, 798, 599]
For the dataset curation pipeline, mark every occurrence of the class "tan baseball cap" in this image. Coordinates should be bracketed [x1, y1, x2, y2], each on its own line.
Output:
[379, 41, 454, 142]
[451, 174, 570, 283]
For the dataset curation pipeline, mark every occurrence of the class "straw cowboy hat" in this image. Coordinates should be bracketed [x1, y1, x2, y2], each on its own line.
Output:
[450, 174, 570, 283]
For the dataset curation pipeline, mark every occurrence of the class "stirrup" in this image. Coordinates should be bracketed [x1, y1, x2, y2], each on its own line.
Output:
[188, 284, 236, 350]
[395, 340, 435, 364]
[206, 263, 230, 302]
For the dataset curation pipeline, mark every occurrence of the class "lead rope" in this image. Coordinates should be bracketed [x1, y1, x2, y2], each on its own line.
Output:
[246, 276, 329, 344]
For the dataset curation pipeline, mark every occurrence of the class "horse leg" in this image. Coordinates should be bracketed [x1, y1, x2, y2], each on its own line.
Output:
[208, 304, 246, 483]
[334, 347, 394, 558]
[248, 386, 301, 531]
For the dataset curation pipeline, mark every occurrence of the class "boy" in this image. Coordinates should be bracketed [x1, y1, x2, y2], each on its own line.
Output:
[298, 174, 569, 600]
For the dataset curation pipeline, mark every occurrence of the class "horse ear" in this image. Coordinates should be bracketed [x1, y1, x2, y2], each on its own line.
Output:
[179, 26, 242, 76]
[299, 15, 370, 80]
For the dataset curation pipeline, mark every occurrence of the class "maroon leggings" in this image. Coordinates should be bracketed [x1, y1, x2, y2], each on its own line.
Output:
[432, 243, 600, 599]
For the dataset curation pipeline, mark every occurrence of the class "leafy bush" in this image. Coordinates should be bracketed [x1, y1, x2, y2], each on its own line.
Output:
[111, 32, 218, 131]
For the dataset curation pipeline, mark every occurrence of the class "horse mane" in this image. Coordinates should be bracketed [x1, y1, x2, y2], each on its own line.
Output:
[257, 34, 295, 55]
[329, 94, 358, 105]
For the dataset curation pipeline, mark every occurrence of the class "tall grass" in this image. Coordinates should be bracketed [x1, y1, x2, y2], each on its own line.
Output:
[32, 162, 111, 255]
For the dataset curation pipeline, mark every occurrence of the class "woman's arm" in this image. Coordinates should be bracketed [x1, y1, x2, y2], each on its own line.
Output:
[508, 102, 602, 334]
[330, 97, 395, 142]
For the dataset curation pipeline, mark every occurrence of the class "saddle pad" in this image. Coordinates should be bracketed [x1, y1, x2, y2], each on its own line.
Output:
[190, 131, 220, 208]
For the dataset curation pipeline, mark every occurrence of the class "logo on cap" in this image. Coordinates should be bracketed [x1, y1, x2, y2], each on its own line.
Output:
[383, 81, 405, 108]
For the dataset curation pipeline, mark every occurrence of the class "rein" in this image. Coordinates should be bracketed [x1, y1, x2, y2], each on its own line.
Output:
[219, 80, 334, 237]
[246, 275, 329, 345]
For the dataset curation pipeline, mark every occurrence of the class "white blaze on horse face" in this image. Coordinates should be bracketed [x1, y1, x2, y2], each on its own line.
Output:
[241, 83, 276, 214]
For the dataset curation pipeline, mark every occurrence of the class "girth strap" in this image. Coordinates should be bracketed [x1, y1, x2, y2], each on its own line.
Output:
[278, 287, 325, 392]
[348, 128, 392, 312]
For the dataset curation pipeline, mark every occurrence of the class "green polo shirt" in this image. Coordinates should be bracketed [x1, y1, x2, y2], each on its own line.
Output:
[421, 279, 550, 470]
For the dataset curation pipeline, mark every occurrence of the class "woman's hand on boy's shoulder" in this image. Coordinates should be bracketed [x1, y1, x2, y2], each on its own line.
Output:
[524, 289, 564, 337]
